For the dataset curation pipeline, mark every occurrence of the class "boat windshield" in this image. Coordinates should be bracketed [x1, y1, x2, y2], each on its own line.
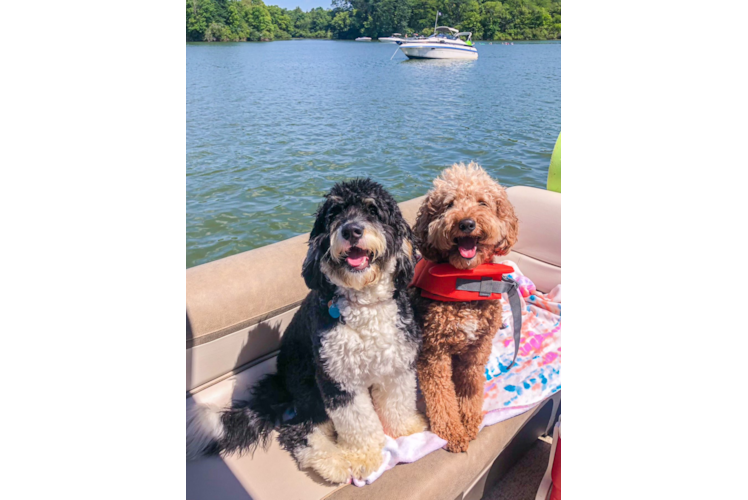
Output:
[429, 33, 470, 42]
[434, 26, 458, 34]
[430, 27, 462, 40]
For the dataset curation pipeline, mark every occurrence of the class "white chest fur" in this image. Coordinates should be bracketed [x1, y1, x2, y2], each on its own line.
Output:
[461, 319, 479, 342]
[319, 296, 417, 393]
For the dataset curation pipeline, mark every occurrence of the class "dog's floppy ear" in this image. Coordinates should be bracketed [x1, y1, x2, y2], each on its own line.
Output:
[493, 186, 519, 256]
[412, 191, 443, 263]
[393, 216, 417, 291]
[301, 200, 336, 296]
[302, 233, 328, 292]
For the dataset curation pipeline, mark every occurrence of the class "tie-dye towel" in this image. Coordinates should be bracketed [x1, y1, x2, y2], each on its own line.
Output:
[483, 261, 562, 412]
[353, 260, 561, 486]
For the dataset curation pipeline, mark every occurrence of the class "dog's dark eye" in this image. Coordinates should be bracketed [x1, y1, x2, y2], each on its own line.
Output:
[478, 201, 488, 207]
[368, 205, 378, 216]
[446, 201, 454, 209]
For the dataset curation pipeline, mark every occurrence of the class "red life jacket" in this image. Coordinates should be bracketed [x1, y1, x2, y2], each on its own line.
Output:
[410, 259, 515, 302]
[410, 258, 523, 370]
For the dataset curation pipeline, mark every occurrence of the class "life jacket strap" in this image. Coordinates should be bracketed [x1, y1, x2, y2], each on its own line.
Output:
[452, 275, 522, 370]
[501, 276, 522, 371]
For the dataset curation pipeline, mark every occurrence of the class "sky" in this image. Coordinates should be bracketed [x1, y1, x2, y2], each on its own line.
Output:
[270, 0, 331, 10]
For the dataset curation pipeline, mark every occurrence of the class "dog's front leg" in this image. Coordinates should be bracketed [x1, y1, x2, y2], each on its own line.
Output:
[453, 334, 494, 442]
[371, 370, 428, 439]
[417, 350, 470, 452]
[326, 391, 386, 480]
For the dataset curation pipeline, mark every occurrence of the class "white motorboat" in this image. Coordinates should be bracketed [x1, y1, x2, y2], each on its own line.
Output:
[379, 33, 403, 43]
[355, 37, 372, 42]
[398, 27, 478, 60]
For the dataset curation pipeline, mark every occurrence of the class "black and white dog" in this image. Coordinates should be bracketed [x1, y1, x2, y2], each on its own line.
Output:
[187, 179, 427, 483]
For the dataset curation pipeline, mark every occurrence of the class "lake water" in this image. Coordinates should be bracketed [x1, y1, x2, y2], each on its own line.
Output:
[187, 39, 560, 268]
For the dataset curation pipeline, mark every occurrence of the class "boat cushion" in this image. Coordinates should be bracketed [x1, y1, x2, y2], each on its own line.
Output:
[186, 186, 561, 498]
[326, 399, 554, 500]
[507, 186, 561, 268]
[187, 357, 559, 500]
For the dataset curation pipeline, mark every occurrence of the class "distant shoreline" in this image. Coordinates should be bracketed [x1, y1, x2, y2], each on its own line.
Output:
[187, 0, 560, 43]
[186, 38, 562, 44]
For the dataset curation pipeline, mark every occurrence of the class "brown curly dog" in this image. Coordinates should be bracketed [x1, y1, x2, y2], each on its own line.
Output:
[412, 162, 518, 453]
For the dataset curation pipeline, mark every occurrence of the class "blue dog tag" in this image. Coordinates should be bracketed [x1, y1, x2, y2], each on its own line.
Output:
[328, 300, 340, 319]
[282, 407, 297, 422]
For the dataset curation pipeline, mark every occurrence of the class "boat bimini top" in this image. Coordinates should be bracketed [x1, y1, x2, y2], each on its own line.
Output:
[430, 27, 472, 43]
[434, 27, 458, 35]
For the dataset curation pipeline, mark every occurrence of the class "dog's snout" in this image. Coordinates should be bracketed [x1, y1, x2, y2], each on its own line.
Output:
[459, 219, 476, 234]
[341, 223, 364, 242]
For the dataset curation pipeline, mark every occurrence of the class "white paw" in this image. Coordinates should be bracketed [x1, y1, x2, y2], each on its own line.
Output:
[342, 445, 384, 480]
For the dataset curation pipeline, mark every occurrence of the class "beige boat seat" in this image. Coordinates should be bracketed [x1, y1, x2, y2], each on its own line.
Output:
[186, 186, 561, 500]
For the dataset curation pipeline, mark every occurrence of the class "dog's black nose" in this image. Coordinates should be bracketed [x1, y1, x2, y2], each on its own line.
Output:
[341, 223, 364, 241]
[459, 219, 476, 234]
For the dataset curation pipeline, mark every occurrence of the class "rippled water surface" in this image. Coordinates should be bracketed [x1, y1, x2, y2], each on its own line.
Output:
[187, 40, 560, 268]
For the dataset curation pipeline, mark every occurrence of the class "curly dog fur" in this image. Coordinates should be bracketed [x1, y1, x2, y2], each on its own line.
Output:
[412, 163, 518, 453]
[187, 179, 427, 483]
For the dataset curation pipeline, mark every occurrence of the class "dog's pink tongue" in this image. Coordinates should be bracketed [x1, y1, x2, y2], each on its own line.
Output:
[346, 247, 368, 268]
[458, 238, 477, 259]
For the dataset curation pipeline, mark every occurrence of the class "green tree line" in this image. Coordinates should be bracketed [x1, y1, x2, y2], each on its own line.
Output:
[187, 0, 560, 42]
